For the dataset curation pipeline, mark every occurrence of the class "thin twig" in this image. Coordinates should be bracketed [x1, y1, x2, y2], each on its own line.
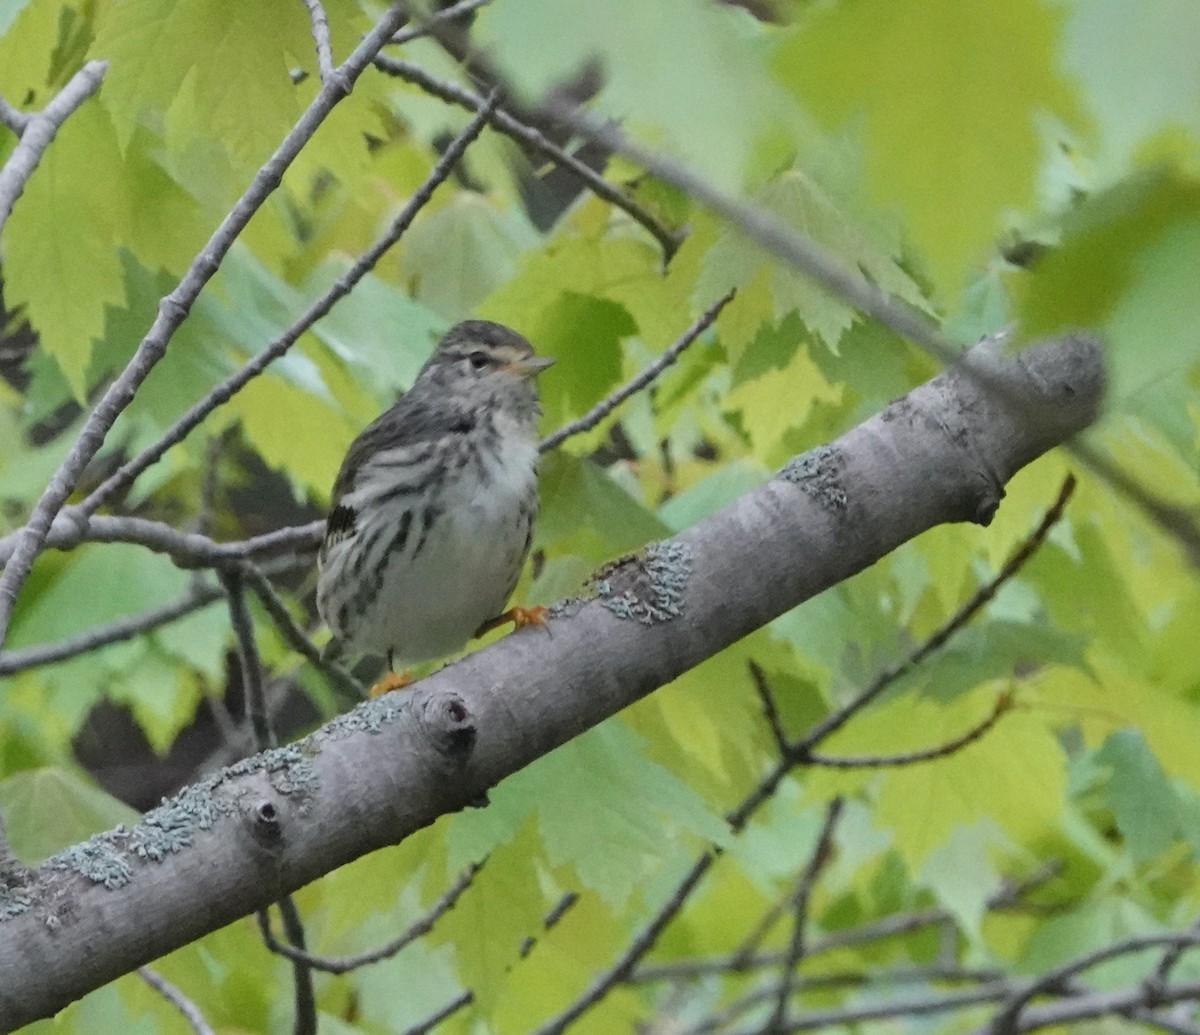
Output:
[0, 8, 412, 649]
[137, 967, 215, 1035]
[0, 514, 324, 569]
[224, 568, 315, 1035]
[806, 690, 1013, 768]
[747, 659, 789, 756]
[0, 61, 107, 231]
[521, 890, 581, 958]
[736, 982, 1023, 1034]
[0, 94, 29, 134]
[373, 56, 682, 258]
[75, 93, 500, 521]
[985, 932, 1200, 1035]
[539, 291, 733, 453]
[258, 861, 483, 973]
[275, 897, 317, 1035]
[237, 562, 364, 701]
[643, 863, 1063, 986]
[794, 474, 1076, 754]
[218, 568, 274, 749]
[0, 580, 225, 676]
[1153, 918, 1200, 991]
[682, 965, 1008, 1035]
[399, 990, 474, 1035]
[192, 431, 228, 539]
[766, 798, 844, 1032]
[530, 850, 719, 1035]
[390, 0, 492, 45]
[299, 0, 335, 82]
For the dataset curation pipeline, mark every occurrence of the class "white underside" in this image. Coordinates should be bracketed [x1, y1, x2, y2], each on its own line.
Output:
[319, 431, 537, 664]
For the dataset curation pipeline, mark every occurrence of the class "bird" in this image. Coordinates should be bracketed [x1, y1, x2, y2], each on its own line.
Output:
[316, 320, 554, 695]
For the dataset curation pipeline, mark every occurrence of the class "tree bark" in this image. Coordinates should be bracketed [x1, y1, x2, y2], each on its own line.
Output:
[0, 332, 1104, 1030]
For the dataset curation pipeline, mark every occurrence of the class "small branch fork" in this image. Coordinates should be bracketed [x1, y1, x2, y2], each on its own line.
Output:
[0, 61, 108, 232]
[529, 475, 1078, 1034]
[298, 0, 335, 83]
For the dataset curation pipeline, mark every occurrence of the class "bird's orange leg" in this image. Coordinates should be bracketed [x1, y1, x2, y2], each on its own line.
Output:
[475, 604, 549, 639]
[369, 652, 415, 697]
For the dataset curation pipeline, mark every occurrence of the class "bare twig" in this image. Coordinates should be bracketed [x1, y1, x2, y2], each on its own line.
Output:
[747, 659, 789, 756]
[390, 0, 492, 45]
[530, 850, 719, 1035]
[237, 563, 364, 701]
[539, 291, 733, 452]
[643, 864, 1063, 986]
[258, 860, 483, 973]
[75, 92, 500, 521]
[766, 798, 844, 1032]
[373, 56, 683, 258]
[192, 431, 228, 539]
[137, 967, 215, 1035]
[223, 565, 314, 1035]
[806, 691, 1013, 768]
[794, 475, 1076, 753]
[299, 0, 335, 82]
[738, 982, 1022, 1034]
[0, 94, 30, 134]
[399, 990, 474, 1035]
[218, 568, 273, 750]
[0, 515, 323, 569]
[0, 580, 225, 676]
[0, 61, 107, 231]
[1152, 918, 1200, 991]
[683, 965, 1008, 1035]
[274, 897, 317, 1035]
[985, 932, 1200, 1035]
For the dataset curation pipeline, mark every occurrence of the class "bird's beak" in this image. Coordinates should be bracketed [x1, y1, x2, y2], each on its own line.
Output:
[507, 355, 555, 379]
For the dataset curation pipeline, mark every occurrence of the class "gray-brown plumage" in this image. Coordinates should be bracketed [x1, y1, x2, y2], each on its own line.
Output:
[317, 320, 552, 671]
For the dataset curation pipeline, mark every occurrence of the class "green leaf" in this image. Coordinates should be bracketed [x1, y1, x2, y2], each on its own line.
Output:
[698, 169, 928, 351]
[90, 0, 306, 162]
[1014, 170, 1200, 405]
[477, 0, 785, 189]
[6, 544, 190, 651]
[3, 100, 127, 400]
[0, 0, 63, 100]
[774, 0, 1086, 298]
[919, 823, 1002, 939]
[1062, 1, 1200, 175]
[531, 722, 729, 905]
[0, 767, 140, 864]
[530, 292, 635, 430]
[538, 451, 670, 556]
[401, 192, 539, 321]
[1094, 729, 1181, 863]
[431, 818, 548, 1010]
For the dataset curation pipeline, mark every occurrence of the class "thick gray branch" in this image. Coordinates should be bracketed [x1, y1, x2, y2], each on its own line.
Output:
[0, 333, 1103, 1029]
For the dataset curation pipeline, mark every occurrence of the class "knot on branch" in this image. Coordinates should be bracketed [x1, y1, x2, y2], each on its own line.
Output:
[415, 689, 476, 759]
[244, 798, 283, 850]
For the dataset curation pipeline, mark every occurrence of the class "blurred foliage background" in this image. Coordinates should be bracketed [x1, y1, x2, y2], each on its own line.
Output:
[2, 0, 1200, 1031]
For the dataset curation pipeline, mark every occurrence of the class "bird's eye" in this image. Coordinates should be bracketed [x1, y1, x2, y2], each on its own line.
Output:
[468, 350, 490, 371]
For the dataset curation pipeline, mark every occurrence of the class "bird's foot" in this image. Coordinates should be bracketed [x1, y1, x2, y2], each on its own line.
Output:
[368, 670, 415, 697]
[475, 604, 549, 639]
